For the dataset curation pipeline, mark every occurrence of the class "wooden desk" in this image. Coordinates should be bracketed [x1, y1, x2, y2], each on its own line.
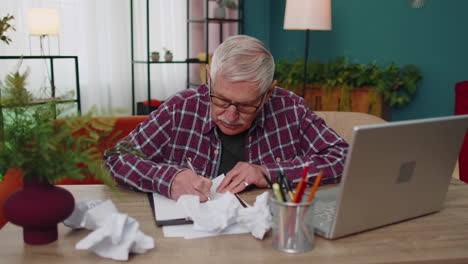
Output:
[1, 179, 468, 264]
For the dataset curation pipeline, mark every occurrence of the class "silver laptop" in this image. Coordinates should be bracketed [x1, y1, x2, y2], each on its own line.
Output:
[313, 114, 468, 239]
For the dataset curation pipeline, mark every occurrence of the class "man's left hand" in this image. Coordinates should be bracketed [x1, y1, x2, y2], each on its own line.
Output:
[216, 162, 269, 194]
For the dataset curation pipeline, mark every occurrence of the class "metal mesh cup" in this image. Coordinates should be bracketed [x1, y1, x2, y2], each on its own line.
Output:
[269, 198, 315, 253]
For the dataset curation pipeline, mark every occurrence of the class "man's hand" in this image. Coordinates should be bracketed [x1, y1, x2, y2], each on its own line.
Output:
[170, 169, 212, 202]
[216, 162, 269, 194]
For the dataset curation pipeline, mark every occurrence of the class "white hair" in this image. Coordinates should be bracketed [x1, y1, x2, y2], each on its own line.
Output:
[210, 35, 275, 94]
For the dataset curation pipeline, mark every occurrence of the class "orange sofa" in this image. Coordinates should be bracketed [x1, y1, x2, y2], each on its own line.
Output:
[0, 169, 24, 229]
[56, 115, 148, 184]
[0, 115, 148, 228]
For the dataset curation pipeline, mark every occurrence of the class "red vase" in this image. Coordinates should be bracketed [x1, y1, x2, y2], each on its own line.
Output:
[2, 178, 75, 245]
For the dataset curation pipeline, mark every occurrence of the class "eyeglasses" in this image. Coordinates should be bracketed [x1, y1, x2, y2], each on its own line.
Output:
[210, 94, 263, 114]
[208, 79, 266, 114]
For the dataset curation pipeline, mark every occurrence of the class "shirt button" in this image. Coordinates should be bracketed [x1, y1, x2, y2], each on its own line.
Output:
[214, 150, 219, 155]
[276, 157, 281, 162]
[187, 157, 192, 162]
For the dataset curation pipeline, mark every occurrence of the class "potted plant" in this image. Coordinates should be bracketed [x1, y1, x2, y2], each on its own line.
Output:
[164, 48, 173, 62]
[0, 14, 15, 45]
[151, 51, 160, 62]
[0, 68, 117, 245]
[213, 0, 238, 19]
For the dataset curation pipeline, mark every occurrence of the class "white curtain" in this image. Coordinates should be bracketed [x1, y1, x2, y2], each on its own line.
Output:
[133, 0, 187, 103]
[0, 0, 187, 115]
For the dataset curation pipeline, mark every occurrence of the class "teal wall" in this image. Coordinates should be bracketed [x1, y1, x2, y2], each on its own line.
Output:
[245, 0, 468, 121]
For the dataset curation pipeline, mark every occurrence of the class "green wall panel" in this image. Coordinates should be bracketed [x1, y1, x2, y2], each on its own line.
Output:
[244, 0, 468, 121]
[244, 0, 271, 46]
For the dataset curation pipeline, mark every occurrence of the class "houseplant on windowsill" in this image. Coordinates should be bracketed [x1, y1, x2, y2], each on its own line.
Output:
[0, 69, 118, 245]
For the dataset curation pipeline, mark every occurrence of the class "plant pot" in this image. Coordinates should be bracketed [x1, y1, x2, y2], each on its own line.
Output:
[213, 7, 226, 19]
[164, 53, 173, 62]
[301, 85, 391, 120]
[2, 178, 75, 245]
[151, 53, 160, 62]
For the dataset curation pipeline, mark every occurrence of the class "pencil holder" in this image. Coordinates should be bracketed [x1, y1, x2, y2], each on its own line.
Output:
[269, 198, 315, 253]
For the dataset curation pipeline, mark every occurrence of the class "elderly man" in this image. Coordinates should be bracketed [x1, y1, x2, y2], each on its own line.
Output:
[105, 35, 348, 201]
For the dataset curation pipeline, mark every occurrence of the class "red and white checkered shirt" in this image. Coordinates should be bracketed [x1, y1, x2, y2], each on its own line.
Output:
[105, 85, 348, 198]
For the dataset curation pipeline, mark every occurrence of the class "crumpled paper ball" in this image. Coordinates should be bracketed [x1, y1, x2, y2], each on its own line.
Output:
[64, 200, 154, 261]
[176, 191, 271, 239]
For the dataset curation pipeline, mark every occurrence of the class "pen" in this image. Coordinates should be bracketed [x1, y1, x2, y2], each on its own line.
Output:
[234, 193, 248, 208]
[272, 183, 285, 202]
[307, 170, 323, 203]
[297, 170, 324, 244]
[186, 157, 211, 201]
[276, 173, 288, 201]
[186, 157, 197, 173]
[292, 165, 310, 203]
[278, 180, 288, 202]
[287, 166, 309, 241]
[280, 172, 294, 201]
[277, 172, 284, 184]
[156, 217, 193, 226]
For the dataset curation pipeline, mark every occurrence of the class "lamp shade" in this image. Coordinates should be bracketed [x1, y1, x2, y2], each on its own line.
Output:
[28, 8, 60, 36]
[284, 0, 332, 30]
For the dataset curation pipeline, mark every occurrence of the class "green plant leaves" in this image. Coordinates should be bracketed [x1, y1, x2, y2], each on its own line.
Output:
[275, 57, 422, 108]
[0, 70, 117, 188]
[0, 14, 16, 45]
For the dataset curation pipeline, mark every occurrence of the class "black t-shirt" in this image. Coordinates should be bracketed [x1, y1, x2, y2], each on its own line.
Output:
[217, 128, 247, 175]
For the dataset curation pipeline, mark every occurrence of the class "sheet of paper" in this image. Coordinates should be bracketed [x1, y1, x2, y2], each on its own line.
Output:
[152, 174, 250, 238]
[163, 222, 249, 239]
[152, 174, 225, 221]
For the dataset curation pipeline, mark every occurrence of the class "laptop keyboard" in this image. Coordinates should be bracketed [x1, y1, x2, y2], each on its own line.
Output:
[312, 187, 340, 234]
[313, 201, 337, 229]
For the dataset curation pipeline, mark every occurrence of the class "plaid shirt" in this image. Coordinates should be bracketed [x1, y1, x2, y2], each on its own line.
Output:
[105, 85, 348, 198]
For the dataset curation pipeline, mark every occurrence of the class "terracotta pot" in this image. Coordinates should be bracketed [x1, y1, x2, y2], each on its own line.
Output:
[151, 53, 159, 62]
[2, 178, 75, 245]
[164, 53, 173, 62]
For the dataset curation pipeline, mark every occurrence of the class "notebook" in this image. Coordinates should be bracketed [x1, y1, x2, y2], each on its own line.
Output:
[313, 114, 468, 239]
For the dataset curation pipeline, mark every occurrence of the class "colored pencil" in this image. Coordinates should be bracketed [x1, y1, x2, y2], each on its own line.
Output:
[307, 170, 324, 203]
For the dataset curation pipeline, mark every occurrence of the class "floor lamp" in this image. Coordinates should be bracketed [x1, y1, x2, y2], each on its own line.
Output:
[27, 8, 60, 109]
[284, 0, 331, 97]
[28, 8, 60, 56]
